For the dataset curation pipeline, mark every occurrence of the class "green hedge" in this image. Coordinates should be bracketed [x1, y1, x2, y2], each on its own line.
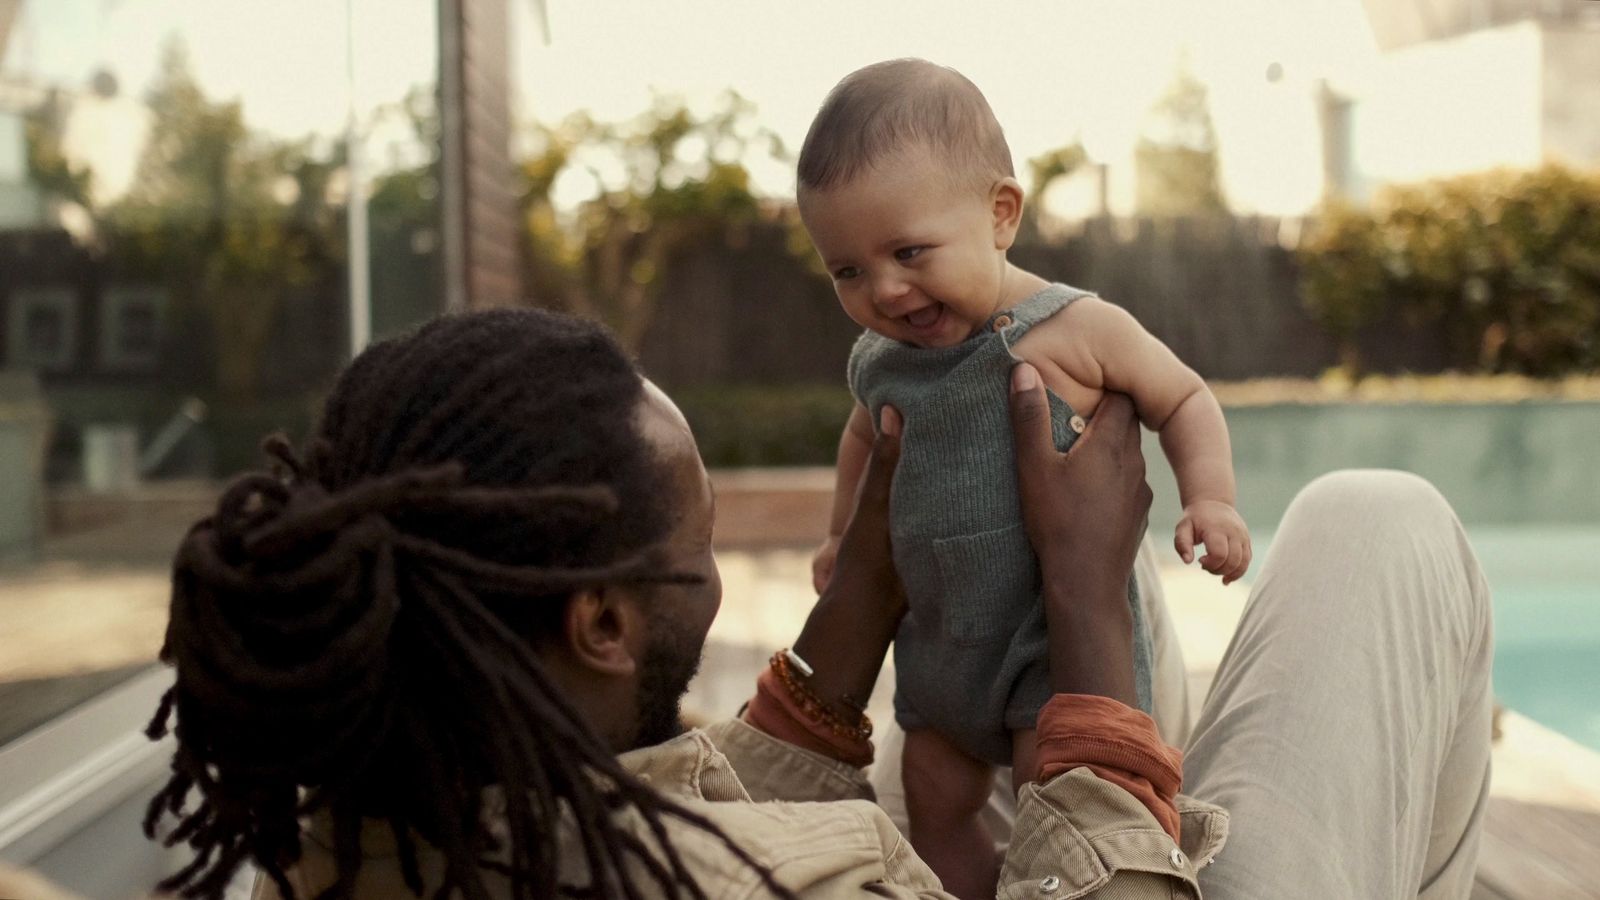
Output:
[673, 384, 854, 467]
[1299, 165, 1600, 376]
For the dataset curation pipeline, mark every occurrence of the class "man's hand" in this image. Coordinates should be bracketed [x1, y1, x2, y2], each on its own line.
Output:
[824, 405, 905, 619]
[791, 406, 905, 722]
[1175, 500, 1252, 585]
[1010, 366, 1151, 585]
[1009, 363, 1149, 705]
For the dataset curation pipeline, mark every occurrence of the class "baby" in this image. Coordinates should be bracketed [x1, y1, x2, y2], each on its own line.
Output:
[798, 59, 1250, 897]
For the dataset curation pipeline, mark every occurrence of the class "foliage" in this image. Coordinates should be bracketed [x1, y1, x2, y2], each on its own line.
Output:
[1299, 165, 1600, 376]
[364, 86, 445, 338]
[1027, 142, 1090, 199]
[1020, 142, 1091, 236]
[53, 40, 444, 398]
[103, 41, 346, 397]
[23, 90, 94, 210]
[518, 93, 785, 351]
[1135, 64, 1227, 217]
[674, 383, 854, 467]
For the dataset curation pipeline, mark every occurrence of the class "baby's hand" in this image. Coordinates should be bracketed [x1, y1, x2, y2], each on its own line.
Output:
[1175, 500, 1252, 586]
[811, 534, 842, 595]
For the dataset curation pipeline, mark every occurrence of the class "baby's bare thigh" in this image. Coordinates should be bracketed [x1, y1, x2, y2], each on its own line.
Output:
[902, 728, 995, 816]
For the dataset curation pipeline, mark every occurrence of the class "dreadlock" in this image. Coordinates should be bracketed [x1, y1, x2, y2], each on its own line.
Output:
[145, 309, 797, 899]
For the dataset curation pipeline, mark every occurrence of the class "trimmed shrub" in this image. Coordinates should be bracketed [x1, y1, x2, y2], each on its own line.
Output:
[1299, 165, 1600, 377]
[673, 384, 854, 467]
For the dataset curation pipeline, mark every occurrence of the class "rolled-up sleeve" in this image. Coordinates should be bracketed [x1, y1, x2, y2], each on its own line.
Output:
[1000, 769, 1208, 899]
[997, 695, 1227, 899]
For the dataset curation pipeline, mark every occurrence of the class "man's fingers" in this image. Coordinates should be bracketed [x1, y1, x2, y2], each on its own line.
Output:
[853, 405, 902, 514]
[1080, 391, 1140, 449]
[1076, 392, 1145, 490]
[1174, 519, 1196, 565]
[1008, 364, 1057, 473]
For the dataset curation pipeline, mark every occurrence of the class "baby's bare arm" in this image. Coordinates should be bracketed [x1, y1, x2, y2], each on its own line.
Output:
[829, 402, 877, 537]
[811, 403, 876, 593]
[1040, 299, 1251, 580]
[1038, 299, 1234, 508]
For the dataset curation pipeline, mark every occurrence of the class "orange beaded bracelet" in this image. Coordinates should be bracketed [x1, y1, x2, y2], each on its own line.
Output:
[770, 649, 874, 743]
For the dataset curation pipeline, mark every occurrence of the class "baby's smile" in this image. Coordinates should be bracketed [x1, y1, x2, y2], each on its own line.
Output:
[900, 302, 951, 345]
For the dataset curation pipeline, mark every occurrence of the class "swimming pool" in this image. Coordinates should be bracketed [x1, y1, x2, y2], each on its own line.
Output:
[1237, 524, 1600, 752]
[1133, 402, 1600, 754]
[1471, 526, 1600, 753]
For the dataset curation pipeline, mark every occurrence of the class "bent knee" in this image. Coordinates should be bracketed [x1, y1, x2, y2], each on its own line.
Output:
[1284, 469, 1457, 539]
[1275, 469, 1489, 632]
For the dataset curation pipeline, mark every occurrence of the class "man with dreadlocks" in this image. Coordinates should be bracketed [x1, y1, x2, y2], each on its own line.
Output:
[144, 308, 1492, 900]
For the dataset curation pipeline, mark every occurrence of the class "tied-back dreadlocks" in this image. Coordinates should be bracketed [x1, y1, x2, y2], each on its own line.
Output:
[144, 309, 796, 900]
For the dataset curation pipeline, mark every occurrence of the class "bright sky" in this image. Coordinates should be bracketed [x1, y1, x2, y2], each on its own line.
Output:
[513, 0, 1381, 214]
[4, 0, 1384, 215]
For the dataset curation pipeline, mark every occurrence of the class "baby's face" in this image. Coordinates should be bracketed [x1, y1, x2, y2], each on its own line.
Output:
[800, 147, 1009, 349]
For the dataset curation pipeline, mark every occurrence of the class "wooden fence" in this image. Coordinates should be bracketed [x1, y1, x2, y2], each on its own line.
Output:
[636, 215, 1436, 388]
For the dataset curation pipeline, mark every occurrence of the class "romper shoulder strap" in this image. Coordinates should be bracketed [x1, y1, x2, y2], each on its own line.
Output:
[989, 283, 1096, 337]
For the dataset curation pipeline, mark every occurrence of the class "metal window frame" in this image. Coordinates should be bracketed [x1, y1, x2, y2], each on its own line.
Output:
[0, 666, 174, 866]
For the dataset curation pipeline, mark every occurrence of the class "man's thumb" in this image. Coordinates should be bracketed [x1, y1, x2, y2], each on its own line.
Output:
[1009, 363, 1054, 464]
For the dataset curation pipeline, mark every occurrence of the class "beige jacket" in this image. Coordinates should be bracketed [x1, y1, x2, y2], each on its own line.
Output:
[258, 718, 1228, 899]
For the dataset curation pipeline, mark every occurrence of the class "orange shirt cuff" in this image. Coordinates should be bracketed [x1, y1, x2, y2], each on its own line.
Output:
[1034, 693, 1184, 842]
[743, 667, 874, 768]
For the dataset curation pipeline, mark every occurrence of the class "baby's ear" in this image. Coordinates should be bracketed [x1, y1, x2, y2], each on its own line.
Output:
[992, 177, 1025, 250]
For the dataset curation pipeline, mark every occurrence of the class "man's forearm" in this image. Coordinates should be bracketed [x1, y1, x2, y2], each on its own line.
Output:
[1041, 564, 1139, 706]
[791, 580, 900, 723]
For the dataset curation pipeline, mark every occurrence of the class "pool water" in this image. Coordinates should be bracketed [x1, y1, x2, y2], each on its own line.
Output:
[1240, 525, 1600, 752]
[1471, 527, 1600, 753]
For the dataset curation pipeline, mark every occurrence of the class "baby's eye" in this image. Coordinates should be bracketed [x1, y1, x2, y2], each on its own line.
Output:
[894, 246, 925, 262]
[833, 266, 861, 281]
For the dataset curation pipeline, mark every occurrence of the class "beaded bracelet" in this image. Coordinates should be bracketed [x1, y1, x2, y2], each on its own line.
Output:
[770, 649, 874, 743]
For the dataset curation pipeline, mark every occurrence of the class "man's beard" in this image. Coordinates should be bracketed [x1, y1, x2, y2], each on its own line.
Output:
[628, 618, 705, 749]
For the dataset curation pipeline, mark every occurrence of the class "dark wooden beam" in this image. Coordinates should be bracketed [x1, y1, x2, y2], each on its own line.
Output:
[438, 0, 520, 310]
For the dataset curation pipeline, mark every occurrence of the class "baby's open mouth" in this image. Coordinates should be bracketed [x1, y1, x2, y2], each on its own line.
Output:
[905, 305, 942, 328]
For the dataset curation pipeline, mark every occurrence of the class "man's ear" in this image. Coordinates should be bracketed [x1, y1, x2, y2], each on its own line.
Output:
[991, 177, 1025, 251]
[560, 586, 641, 678]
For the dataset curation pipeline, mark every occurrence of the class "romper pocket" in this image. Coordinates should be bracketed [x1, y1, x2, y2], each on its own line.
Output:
[932, 522, 1039, 645]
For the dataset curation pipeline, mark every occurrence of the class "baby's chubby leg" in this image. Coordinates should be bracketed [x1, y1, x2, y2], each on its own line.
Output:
[902, 727, 1001, 899]
[1010, 727, 1039, 795]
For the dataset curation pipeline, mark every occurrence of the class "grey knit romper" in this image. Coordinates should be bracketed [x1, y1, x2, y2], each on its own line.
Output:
[848, 283, 1154, 766]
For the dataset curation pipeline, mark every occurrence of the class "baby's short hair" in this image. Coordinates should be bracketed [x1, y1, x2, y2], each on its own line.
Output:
[798, 58, 1014, 196]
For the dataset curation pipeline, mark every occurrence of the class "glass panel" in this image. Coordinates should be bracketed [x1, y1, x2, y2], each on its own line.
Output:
[0, 0, 440, 751]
